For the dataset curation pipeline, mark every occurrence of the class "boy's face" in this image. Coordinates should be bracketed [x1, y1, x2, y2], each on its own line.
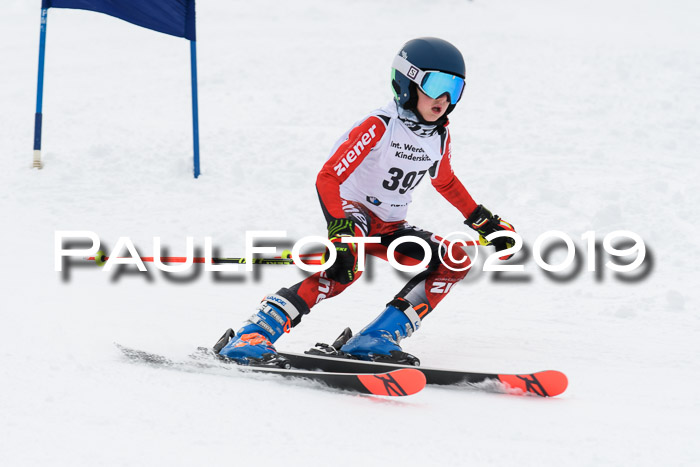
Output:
[415, 88, 450, 122]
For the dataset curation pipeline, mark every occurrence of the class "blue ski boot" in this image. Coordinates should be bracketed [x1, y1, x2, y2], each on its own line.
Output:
[214, 291, 307, 368]
[339, 298, 422, 365]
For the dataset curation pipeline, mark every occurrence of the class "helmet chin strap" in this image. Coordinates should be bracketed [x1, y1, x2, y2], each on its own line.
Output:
[415, 108, 450, 126]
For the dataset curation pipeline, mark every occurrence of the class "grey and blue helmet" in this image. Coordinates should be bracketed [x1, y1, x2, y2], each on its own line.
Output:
[392, 37, 466, 114]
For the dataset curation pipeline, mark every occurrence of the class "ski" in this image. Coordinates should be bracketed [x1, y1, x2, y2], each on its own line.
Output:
[116, 344, 425, 397]
[277, 351, 568, 397]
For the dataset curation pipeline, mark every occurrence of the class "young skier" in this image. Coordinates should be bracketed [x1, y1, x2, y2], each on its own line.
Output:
[215, 37, 516, 366]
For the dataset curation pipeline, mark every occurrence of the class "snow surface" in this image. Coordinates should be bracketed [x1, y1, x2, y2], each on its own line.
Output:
[1, 0, 699, 465]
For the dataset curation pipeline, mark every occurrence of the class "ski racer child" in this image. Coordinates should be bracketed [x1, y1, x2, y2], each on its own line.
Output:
[215, 37, 516, 366]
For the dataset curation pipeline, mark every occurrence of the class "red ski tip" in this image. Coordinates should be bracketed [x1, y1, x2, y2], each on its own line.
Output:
[498, 370, 568, 397]
[357, 369, 426, 396]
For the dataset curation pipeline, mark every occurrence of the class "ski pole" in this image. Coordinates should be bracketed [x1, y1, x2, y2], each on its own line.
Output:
[85, 250, 324, 267]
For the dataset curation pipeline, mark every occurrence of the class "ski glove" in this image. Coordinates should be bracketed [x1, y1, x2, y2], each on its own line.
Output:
[324, 218, 359, 284]
[465, 204, 516, 260]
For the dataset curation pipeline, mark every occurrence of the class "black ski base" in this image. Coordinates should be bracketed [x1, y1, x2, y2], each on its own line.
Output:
[276, 327, 568, 397]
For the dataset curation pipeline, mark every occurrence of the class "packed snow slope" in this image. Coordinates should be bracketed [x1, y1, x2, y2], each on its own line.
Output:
[1, 0, 699, 466]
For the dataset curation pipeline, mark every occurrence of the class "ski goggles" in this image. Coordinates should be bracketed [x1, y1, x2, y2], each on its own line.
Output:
[392, 55, 465, 105]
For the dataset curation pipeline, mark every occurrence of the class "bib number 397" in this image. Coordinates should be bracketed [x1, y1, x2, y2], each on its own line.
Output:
[382, 168, 427, 194]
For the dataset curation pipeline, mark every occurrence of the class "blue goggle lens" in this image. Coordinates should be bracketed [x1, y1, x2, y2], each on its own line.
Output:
[420, 71, 465, 105]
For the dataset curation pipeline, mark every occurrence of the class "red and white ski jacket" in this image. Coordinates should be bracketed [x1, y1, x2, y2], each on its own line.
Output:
[316, 102, 478, 223]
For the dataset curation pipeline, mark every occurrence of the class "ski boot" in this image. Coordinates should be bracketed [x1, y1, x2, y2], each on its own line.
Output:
[334, 298, 421, 365]
[214, 291, 307, 368]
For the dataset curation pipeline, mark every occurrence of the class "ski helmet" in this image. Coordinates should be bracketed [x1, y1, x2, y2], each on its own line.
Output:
[391, 37, 466, 114]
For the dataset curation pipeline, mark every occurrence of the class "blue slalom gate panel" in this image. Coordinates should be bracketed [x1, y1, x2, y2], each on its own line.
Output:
[42, 0, 196, 40]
